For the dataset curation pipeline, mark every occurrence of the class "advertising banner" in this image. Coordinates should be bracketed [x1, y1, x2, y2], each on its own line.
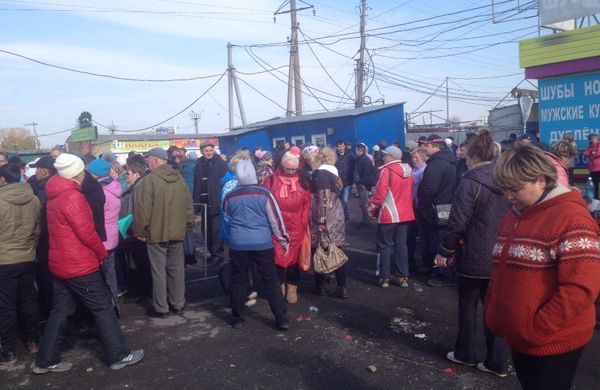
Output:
[111, 138, 220, 153]
[540, 71, 600, 164]
[539, 0, 600, 26]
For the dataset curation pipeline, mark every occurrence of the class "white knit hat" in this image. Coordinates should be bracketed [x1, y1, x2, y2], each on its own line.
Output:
[54, 153, 85, 179]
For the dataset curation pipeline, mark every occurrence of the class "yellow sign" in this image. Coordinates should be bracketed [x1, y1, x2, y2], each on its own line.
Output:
[519, 24, 600, 68]
[112, 140, 170, 152]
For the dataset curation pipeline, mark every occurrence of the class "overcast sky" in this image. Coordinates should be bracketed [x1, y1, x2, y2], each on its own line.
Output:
[0, 0, 540, 147]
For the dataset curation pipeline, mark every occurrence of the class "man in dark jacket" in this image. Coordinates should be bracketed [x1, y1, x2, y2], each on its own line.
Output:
[81, 169, 107, 242]
[417, 135, 456, 285]
[193, 142, 228, 266]
[335, 140, 356, 223]
[354, 143, 378, 224]
[31, 156, 56, 319]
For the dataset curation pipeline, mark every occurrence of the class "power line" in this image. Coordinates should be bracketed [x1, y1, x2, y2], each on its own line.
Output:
[0, 48, 226, 82]
[236, 77, 287, 112]
[94, 71, 227, 133]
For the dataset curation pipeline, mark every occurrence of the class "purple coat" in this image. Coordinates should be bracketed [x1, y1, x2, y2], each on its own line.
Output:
[99, 177, 122, 251]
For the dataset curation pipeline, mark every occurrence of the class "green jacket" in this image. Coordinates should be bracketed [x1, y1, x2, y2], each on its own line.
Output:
[0, 183, 41, 265]
[133, 164, 194, 244]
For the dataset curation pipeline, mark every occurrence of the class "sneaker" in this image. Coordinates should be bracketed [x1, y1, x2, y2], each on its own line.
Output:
[277, 318, 290, 331]
[476, 362, 508, 378]
[146, 308, 168, 319]
[117, 289, 128, 298]
[27, 340, 40, 354]
[231, 319, 244, 329]
[244, 298, 257, 307]
[335, 287, 349, 299]
[110, 350, 144, 370]
[32, 362, 73, 374]
[427, 278, 454, 288]
[390, 276, 409, 288]
[248, 291, 258, 300]
[0, 351, 17, 365]
[171, 307, 185, 315]
[377, 277, 389, 288]
[446, 351, 476, 367]
[312, 286, 326, 296]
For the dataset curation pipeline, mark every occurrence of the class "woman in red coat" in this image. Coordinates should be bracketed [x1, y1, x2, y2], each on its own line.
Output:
[583, 133, 600, 198]
[263, 150, 311, 304]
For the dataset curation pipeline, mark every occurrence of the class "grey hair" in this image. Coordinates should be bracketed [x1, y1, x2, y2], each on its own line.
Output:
[236, 159, 258, 185]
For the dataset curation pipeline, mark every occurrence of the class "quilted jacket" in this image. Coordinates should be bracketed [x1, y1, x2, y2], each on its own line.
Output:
[367, 160, 415, 224]
[46, 176, 108, 279]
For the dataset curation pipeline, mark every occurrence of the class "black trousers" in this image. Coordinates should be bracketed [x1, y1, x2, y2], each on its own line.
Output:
[512, 346, 585, 390]
[36, 255, 53, 320]
[202, 214, 224, 264]
[230, 248, 286, 324]
[0, 262, 39, 354]
[36, 272, 130, 367]
[592, 171, 600, 199]
[422, 224, 453, 280]
[276, 265, 301, 285]
[120, 239, 152, 297]
[314, 264, 347, 288]
[454, 276, 508, 373]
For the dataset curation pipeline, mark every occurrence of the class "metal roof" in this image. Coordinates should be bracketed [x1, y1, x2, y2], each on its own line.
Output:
[227, 102, 405, 136]
[69, 103, 404, 143]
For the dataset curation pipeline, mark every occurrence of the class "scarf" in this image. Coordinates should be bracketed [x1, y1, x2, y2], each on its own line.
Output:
[279, 175, 299, 199]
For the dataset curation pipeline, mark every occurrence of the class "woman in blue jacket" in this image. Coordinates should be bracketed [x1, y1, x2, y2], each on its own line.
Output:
[222, 160, 290, 330]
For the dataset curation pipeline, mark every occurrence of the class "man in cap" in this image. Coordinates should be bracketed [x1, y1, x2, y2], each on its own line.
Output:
[354, 143, 378, 224]
[417, 135, 456, 286]
[134, 148, 194, 318]
[193, 141, 228, 267]
[367, 146, 415, 289]
[30, 156, 57, 319]
[34, 154, 143, 373]
[335, 140, 357, 224]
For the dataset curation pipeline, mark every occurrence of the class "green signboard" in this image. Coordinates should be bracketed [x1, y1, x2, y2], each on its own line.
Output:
[70, 126, 98, 142]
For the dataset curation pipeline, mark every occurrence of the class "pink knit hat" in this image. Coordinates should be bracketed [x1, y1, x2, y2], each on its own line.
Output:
[281, 151, 300, 169]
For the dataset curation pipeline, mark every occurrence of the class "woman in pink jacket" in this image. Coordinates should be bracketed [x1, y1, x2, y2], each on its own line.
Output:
[88, 158, 123, 298]
[584, 133, 600, 198]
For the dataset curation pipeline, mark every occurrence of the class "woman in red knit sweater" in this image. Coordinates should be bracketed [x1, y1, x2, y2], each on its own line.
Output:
[486, 143, 600, 389]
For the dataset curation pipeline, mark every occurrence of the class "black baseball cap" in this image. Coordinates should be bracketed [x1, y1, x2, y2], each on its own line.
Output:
[31, 156, 56, 171]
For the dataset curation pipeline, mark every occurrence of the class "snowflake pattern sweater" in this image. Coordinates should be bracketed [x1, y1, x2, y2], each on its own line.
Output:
[485, 186, 600, 356]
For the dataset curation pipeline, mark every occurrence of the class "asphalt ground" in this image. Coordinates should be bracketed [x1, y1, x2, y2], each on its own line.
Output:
[2, 199, 600, 389]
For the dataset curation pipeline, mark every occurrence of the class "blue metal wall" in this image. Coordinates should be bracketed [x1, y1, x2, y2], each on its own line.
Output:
[217, 104, 405, 155]
[355, 105, 405, 149]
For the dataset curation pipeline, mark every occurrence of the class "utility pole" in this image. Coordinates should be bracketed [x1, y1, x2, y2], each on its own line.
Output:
[275, 0, 313, 117]
[446, 76, 450, 126]
[190, 111, 201, 134]
[24, 121, 39, 149]
[108, 121, 117, 136]
[227, 43, 247, 130]
[356, 0, 367, 108]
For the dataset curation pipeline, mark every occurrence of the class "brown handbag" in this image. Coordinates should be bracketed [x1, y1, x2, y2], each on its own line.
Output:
[313, 230, 348, 274]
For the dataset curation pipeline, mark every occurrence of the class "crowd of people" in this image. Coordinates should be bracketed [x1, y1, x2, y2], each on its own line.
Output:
[1, 129, 599, 389]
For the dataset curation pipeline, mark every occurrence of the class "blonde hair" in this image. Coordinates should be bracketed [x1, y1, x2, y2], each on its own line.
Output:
[552, 140, 577, 159]
[319, 146, 337, 166]
[411, 147, 429, 161]
[493, 142, 557, 190]
[229, 149, 250, 172]
[492, 142, 502, 157]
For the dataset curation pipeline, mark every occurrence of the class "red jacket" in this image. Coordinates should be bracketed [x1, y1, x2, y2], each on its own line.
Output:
[367, 160, 415, 224]
[263, 169, 311, 268]
[46, 176, 108, 279]
[485, 188, 600, 356]
[584, 141, 600, 172]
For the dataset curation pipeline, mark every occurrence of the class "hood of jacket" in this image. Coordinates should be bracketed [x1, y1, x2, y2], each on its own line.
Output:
[463, 161, 503, 195]
[0, 183, 35, 205]
[428, 147, 456, 166]
[46, 175, 81, 200]
[220, 170, 237, 187]
[152, 163, 182, 183]
[380, 160, 412, 178]
[98, 177, 122, 197]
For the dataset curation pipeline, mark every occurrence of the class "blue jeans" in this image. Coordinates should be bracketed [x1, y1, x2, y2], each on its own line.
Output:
[376, 222, 410, 278]
[341, 185, 352, 222]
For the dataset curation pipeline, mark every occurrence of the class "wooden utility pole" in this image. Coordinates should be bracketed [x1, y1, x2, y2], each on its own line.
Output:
[356, 0, 367, 108]
[446, 76, 450, 126]
[227, 43, 247, 130]
[24, 121, 39, 149]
